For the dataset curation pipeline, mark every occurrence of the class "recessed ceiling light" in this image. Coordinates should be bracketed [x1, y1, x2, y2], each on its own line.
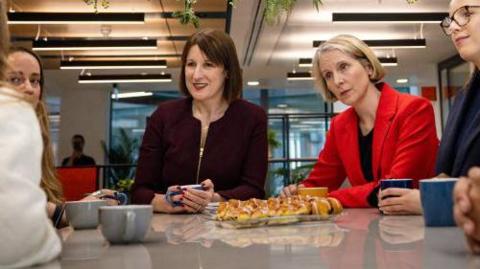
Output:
[247, 81, 260, 86]
[396, 78, 409, 84]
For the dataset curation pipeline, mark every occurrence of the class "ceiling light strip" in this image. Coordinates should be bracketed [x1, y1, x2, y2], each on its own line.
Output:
[61, 60, 167, 70]
[7, 12, 145, 24]
[78, 74, 172, 84]
[313, 39, 426, 49]
[298, 57, 398, 67]
[32, 40, 157, 51]
[111, 91, 153, 99]
[287, 72, 313, 81]
[332, 13, 447, 23]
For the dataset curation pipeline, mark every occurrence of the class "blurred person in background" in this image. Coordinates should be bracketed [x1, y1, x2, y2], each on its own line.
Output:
[62, 134, 96, 166]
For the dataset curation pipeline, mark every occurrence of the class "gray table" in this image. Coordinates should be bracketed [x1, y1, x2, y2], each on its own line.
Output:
[35, 209, 480, 269]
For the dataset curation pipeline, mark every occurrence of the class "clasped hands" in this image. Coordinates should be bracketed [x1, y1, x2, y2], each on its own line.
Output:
[454, 167, 480, 254]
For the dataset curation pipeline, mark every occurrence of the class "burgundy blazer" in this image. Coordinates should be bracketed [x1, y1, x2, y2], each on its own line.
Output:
[131, 97, 268, 204]
[302, 83, 439, 208]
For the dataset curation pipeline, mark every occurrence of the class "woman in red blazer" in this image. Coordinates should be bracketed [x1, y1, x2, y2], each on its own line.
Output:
[281, 35, 438, 208]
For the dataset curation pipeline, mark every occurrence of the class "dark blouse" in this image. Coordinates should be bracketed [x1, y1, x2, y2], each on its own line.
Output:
[131, 97, 268, 204]
[358, 127, 374, 182]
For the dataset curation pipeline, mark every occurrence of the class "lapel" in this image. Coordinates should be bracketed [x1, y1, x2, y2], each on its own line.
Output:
[338, 108, 364, 182]
[436, 90, 466, 172]
[372, 83, 398, 180]
[451, 73, 480, 175]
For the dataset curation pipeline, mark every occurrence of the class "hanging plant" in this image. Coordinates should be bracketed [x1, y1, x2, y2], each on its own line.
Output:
[81, 0, 419, 27]
[172, 0, 237, 28]
[172, 0, 201, 28]
[83, 0, 110, 13]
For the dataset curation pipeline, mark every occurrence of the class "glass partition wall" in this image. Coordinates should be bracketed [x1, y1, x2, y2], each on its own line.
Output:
[438, 54, 470, 132]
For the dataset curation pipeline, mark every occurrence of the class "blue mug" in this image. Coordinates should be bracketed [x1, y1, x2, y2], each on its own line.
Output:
[380, 179, 413, 200]
[419, 178, 458, 227]
[380, 179, 413, 190]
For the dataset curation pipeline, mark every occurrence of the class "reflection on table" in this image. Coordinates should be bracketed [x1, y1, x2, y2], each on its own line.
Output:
[30, 209, 480, 269]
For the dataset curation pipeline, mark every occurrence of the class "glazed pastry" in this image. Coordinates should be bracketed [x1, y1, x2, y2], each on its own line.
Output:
[327, 197, 343, 215]
[215, 195, 343, 221]
[310, 199, 331, 217]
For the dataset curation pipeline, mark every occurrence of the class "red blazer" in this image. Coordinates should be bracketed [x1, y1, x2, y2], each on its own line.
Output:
[302, 83, 439, 207]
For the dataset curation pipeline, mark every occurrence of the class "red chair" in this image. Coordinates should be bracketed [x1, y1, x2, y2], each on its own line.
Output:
[57, 166, 99, 201]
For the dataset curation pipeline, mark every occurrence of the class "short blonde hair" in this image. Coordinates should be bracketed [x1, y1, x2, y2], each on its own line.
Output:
[312, 34, 385, 102]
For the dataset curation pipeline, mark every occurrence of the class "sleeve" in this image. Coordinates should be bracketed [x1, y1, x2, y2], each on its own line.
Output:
[301, 118, 348, 192]
[217, 108, 268, 200]
[326, 99, 438, 208]
[131, 108, 165, 204]
[382, 98, 438, 182]
[0, 101, 61, 268]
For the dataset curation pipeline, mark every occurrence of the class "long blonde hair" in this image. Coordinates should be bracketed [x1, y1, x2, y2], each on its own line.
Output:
[0, 0, 9, 82]
[35, 101, 64, 204]
[6, 44, 65, 204]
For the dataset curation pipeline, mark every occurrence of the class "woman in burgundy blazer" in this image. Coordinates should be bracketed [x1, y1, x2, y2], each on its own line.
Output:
[282, 35, 438, 208]
[132, 29, 267, 213]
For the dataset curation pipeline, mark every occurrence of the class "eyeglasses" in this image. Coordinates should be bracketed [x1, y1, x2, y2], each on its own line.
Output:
[440, 5, 480, 35]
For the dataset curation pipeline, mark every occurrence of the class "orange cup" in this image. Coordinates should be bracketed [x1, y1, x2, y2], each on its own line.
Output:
[297, 187, 328, 197]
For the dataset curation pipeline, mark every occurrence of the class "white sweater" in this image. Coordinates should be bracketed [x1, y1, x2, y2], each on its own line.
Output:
[0, 88, 61, 268]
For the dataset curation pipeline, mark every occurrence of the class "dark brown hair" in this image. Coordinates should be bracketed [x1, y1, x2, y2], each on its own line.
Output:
[179, 29, 242, 103]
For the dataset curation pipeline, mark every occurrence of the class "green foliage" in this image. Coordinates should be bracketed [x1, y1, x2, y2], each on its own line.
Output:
[268, 129, 281, 149]
[83, 0, 109, 13]
[81, 0, 418, 27]
[173, 0, 200, 28]
[115, 178, 134, 192]
[101, 128, 139, 184]
[271, 163, 315, 185]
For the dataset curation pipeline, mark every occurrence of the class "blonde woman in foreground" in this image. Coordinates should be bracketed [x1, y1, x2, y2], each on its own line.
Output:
[0, 0, 61, 267]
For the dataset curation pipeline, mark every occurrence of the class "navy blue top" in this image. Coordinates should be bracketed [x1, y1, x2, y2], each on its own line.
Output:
[436, 71, 480, 177]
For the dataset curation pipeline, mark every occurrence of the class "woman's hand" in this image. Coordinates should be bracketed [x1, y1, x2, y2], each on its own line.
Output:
[152, 185, 187, 214]
[280, 184, 304, 197]
[378, 188, 422, 215]
[182, 179, 215, 213]
[454, 167, 480, 253]
[82, 189, 119, 206]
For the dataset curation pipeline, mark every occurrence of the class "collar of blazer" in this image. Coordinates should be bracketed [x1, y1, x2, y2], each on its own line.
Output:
[335, 82, 399, 181]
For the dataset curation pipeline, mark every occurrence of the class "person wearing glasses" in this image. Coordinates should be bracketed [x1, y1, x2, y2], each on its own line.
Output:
[380, 0, 480, 226]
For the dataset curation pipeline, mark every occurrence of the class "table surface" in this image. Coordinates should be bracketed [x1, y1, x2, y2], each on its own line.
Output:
[33, 209, 480, 269]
